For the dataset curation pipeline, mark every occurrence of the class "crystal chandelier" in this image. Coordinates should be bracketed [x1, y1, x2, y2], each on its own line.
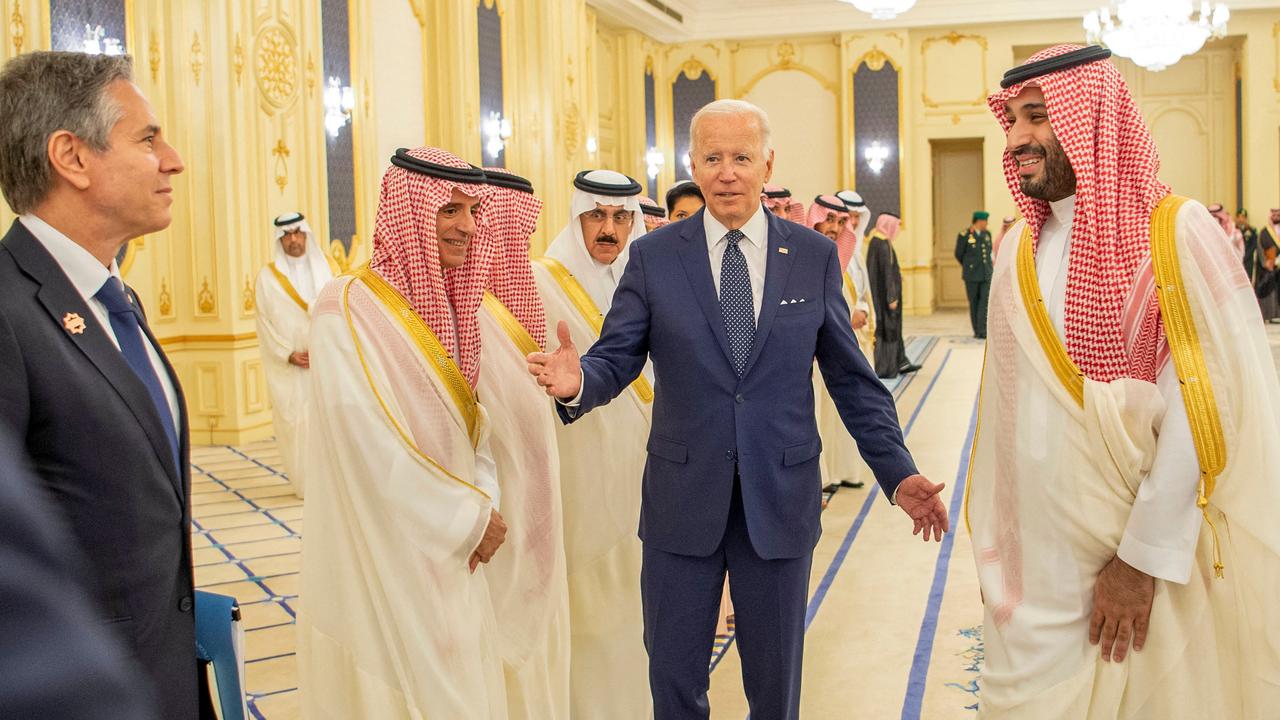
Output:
[841, 0, 917, 21]
[1084, 1, 1229, 72]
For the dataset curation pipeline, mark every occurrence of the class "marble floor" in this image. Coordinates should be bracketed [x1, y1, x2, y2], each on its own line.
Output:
[191, 309, 1280, 719]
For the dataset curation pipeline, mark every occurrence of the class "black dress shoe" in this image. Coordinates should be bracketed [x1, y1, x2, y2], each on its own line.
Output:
[899, 363, 922, 373]
[839, 479, 865, 489]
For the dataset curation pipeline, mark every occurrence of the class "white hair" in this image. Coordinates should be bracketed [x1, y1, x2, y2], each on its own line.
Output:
[689, 99, 772, 158]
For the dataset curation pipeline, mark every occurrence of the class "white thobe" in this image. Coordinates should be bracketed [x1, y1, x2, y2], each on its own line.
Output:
[1035, 195, 1200, 583]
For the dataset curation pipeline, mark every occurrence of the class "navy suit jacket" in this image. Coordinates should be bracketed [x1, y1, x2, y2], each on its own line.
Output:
[559, 208, 917, 560]
[0, 221, 202, 718]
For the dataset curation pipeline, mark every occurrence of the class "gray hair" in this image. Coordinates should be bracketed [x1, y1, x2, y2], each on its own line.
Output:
[689, 99, 772, 158]
[0, 52, 134, 214]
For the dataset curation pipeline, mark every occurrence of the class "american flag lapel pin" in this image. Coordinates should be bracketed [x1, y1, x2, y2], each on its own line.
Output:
[778, 246, 789, 254]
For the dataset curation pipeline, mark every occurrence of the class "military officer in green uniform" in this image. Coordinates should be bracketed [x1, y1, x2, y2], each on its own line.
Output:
[1237, 209, 1258, 279]
[955, 210, 994, 339]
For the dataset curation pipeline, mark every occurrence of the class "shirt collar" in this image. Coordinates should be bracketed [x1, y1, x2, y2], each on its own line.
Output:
[19, 214, 120, 299]
[1048, 194, 1076, 225]
[704, 201, 768, 251]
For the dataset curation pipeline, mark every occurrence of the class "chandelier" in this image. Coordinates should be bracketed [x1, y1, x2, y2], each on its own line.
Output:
[1084, 1, 1229, 72]
[841, 0, 917, 21]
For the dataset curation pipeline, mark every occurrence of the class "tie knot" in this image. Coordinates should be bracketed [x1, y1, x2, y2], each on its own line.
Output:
[94, 276, 133, 314]
[724, 229, 745, 247]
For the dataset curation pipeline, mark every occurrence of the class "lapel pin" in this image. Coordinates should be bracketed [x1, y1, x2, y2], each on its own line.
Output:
[778, 247, 790, 255]
[62, 312, 86, 335]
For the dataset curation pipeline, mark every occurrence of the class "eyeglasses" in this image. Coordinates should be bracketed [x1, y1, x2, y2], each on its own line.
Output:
[581, 209, 634, 226]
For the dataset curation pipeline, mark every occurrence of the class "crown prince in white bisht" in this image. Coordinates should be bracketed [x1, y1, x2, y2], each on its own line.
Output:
[966, 44, 1280, 719]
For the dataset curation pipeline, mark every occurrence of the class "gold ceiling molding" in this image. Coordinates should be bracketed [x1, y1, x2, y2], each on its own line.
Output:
[920, 31, 988, 110]
[233, 32, 244, 86]
[190, 31, 203, 85]
[887, 32, 905, 46]
[272, 139, 290, 194]
[9, 5, 24, 55]
[255, 23, 298, 110]
[197, 277, 215, 315]
[645, 54, 654, 74]
[148, 30, 161, 82]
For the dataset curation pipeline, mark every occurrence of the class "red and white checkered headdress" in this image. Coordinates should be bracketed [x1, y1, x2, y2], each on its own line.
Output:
[369, 147, 494, 388]
[989, 44, 1170, 383]
[481, 168, 548, 349]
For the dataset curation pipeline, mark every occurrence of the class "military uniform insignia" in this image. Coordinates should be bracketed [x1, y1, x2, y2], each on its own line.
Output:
[62, 312, 86, 335]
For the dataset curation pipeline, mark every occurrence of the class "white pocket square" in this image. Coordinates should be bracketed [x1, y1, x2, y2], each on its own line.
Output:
[780, 298, 808, 305]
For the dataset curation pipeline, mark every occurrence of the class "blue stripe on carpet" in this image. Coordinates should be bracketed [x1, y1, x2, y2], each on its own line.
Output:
[900, 392, 981, 719]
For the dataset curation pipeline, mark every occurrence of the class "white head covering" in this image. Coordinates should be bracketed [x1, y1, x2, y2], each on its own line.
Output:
[543, 170, 646, 312]
[836, 190, 872, 240]
[272, 212, 334, 304]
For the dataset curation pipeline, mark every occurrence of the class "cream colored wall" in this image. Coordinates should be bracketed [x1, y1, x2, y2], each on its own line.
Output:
[744, 69, 838, 207]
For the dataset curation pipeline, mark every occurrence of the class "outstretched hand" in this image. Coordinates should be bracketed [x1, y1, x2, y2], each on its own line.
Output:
[896, 474, 949, 542]
[526, 321, 582, 400]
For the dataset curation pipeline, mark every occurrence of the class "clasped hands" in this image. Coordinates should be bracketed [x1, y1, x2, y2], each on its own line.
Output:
[523, 322, 951, 543]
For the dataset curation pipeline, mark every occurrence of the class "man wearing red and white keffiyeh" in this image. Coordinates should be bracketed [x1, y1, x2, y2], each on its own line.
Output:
[969, 45, 1280, 719]
[299, 147, 516, 719]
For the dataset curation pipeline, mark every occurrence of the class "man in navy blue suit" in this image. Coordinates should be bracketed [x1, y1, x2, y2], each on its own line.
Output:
[528, 99, 949, 719]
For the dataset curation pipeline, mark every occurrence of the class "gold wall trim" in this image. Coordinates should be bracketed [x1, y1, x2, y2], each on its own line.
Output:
[736, 48, 837, 96]
[159, 332, 258, 346]
[148, 29, 160, 82]
[190, 31, 203, 85]
[1273, 22, 1280, 92]
[920, 31, 989, 109]
[670, 56, 716, 84]
[10, 5, 24, 54]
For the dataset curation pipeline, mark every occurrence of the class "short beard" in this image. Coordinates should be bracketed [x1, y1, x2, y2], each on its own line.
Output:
[1018, 137, 1076, 202]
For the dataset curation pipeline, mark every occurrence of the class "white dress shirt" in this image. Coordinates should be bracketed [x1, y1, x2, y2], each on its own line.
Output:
[1033, 196, 1202, 584]
[704, 203, 769, 321]
[20, 215, 181, 435]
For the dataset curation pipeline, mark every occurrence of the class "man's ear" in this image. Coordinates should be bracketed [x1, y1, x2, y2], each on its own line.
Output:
[47, 130, 92, 191]
[762, 149, 775, 184]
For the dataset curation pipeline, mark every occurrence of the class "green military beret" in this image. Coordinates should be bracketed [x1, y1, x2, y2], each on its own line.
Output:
[972, 211, 989, 222]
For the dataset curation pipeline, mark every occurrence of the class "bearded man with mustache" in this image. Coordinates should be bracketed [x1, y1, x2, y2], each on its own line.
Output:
[966, 45, 1280, 719]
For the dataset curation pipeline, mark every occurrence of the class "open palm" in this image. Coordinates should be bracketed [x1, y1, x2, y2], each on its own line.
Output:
[896, 474, 949, 541]
[526, 320, 582, 400]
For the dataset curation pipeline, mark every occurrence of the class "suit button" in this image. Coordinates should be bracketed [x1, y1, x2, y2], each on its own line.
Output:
[724, 450, 734, 461]
[735, 394, 744, 404]
[178, 596, 193, 613]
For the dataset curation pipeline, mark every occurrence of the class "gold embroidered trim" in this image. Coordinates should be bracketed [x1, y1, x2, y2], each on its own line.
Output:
[268, 262, 309, 312]
[352, 267, 480, 447]
[1016, 225, 1085, 407]
[341, 277, 489, 499]
[1150, 194, 1227, 577]
[533, 256, 654, 403]
[962, 348, 989, 535]
[481, 292, 540, 357]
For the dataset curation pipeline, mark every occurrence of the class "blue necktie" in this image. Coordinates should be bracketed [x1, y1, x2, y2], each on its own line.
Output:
[95, 276, 180, 469]
[719, 229, 756, 376]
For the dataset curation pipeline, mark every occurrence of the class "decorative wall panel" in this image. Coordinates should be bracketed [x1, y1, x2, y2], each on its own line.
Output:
[477, 0, 504, 167]
[321, 0, 355, 253]
[645, 69, 657, 198]
[671, 67, 714, 182]
[853, 57, 901, 218]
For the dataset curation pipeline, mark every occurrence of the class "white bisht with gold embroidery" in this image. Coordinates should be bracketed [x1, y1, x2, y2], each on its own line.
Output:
[532, 256, 654, 720]
[297, 270, 507, 720]
[965, 198, 1280, 719]
[476, 292, 572, 720]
